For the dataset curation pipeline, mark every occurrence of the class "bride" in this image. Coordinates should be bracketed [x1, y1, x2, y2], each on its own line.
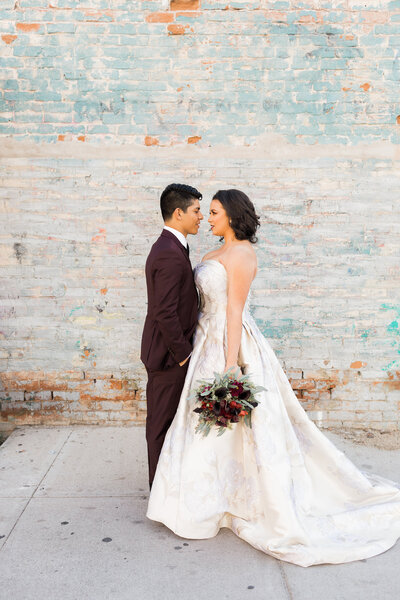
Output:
[146, 189, 400, 567]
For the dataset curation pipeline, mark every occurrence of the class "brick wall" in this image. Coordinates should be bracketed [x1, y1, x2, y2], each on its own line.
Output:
[1, 0, 399, 431]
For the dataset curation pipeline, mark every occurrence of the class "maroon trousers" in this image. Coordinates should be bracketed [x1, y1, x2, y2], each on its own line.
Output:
[145, 360, 189, 489]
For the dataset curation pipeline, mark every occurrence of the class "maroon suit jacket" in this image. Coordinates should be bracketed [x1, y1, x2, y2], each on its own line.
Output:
[140, 229, 199, 371]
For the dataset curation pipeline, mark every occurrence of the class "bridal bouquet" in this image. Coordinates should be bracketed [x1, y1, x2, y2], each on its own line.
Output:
[192, 369, 266, 438]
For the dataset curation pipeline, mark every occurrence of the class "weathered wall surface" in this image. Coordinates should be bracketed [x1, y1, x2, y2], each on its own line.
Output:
[1, 0, 399, 431]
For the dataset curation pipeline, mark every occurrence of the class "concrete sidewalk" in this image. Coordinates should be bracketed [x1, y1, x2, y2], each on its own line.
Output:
[0, 426, 399, 600]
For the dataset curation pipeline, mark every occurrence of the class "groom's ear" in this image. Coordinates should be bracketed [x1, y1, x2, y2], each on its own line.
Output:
[174, 207, 184, 221]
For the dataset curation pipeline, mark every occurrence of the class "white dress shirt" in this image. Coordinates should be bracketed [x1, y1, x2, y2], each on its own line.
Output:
[163, 225, 188, 249]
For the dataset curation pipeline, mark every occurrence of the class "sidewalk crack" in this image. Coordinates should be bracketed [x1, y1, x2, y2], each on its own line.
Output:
[0, 429, 73, 552]
[278, 561, 294, 600]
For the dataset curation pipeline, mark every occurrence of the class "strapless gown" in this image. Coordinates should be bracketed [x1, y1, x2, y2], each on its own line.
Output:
[146, 259, 400, 567]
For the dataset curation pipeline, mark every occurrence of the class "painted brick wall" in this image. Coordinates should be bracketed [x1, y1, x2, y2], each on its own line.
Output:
[1, 0, 399, 431]
[1, 0, 400, 145]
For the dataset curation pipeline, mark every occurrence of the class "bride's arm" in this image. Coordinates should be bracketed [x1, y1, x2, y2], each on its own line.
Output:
[224, 250, 256, 373]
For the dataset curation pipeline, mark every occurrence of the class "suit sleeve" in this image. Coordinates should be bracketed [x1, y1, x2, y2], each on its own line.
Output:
[152, 252, 193, 364]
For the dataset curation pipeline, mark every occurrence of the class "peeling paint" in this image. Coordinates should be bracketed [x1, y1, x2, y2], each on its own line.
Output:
[380, 304, 400, 371]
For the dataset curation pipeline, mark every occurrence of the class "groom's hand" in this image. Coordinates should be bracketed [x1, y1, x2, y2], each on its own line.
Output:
[179, 355, 190, 367]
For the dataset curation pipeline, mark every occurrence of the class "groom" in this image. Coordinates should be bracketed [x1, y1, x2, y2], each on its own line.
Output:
[141, 183, 203, 489]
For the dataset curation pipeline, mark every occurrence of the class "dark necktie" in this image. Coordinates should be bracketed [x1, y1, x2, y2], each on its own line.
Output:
[185, 244, 190, 257]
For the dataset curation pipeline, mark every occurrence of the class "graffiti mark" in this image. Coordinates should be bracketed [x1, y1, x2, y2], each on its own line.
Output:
[13, 243, 27, 263]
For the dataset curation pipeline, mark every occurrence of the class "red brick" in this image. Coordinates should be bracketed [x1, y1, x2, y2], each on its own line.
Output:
[1, 34, 17, 44]
[16, 23, 40, 32]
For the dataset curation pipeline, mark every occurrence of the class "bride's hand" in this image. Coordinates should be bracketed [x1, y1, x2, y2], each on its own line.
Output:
[224, 365, 242, 379]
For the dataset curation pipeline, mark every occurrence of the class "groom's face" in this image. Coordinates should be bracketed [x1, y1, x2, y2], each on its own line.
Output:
[180, 199, 203, 235]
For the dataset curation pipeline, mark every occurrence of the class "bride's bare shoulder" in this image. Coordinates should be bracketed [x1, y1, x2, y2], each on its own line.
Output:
[226, 243, 257, 264]
[223, 243, 257, 275]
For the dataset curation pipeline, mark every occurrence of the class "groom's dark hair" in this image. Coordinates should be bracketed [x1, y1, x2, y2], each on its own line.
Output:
[160, 183, 202, 221]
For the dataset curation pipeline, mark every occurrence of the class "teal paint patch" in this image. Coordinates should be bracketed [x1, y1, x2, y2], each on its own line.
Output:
[382, 359, 400, 371]
[69, 306, 84, 317]
[388, 320, 399, 333]
[380, 304, 400, 317]
[47, 23, 75, 34]
[347, 267, 364, 276]
[379, 305, 400, 370]
[256, 318, 299, 339]
[349, 235, 380, 255]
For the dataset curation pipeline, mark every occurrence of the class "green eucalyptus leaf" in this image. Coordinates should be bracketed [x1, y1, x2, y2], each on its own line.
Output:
[241, 399, 256, 409]
[253, 385, 267, 393]
[244, 413, 252, 428]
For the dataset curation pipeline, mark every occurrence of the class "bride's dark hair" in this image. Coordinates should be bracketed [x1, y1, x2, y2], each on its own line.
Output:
[213, 189, 260, 244]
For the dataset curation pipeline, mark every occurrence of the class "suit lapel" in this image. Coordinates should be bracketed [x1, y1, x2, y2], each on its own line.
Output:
[160, 230, 191, 267]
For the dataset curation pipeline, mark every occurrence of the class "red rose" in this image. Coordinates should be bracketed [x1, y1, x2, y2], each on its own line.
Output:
[230, 383, 243, 398]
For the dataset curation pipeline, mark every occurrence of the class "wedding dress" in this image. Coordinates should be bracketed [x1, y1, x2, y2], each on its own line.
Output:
[146, 259, 400, 567]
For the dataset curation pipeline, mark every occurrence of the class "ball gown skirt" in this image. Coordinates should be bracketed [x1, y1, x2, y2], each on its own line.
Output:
[146, 259, 400, 567]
